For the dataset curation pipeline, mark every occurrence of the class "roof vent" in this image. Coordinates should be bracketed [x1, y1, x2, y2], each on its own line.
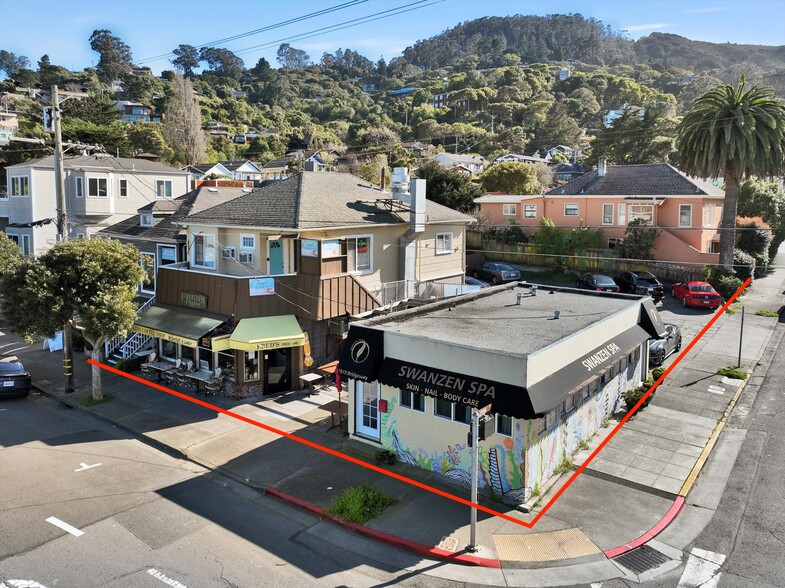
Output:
[242, 188, 252, 192]
[552, 311, 560, 319]
[207, 187, 218, 192]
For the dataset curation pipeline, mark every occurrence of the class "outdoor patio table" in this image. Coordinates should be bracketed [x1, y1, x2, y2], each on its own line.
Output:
[298, 372, 323, 396]
[182, 370, 214, 393]
[141, 360, 175, 382]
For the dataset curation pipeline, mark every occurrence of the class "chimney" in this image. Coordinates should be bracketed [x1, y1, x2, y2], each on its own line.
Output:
[409, 178, 426, 233]
[597, 158, 606, 177]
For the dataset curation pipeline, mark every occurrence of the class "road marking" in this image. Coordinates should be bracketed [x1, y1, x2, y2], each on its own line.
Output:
[45, 516, 84, 537]
[74, 462, 102, 472]
[147, 568, 187, 588]
[678, 548, 725, 587]
[707, 385, 726, 395]
[0, 581, 49, 588]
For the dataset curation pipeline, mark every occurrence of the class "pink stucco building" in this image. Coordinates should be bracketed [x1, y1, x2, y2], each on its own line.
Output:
[474, 162, 724, 265]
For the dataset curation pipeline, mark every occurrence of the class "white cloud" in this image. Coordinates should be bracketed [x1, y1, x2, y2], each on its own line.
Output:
[682, 6, 729, 14]
[622, 23, 672, 32]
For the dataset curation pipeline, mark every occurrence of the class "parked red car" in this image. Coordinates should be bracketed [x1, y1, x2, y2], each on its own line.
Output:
[672, 281, 722, 309]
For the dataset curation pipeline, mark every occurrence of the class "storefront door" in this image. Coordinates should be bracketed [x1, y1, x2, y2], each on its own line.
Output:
[355, 381, 380, 440]
[264, 348, 290, 394]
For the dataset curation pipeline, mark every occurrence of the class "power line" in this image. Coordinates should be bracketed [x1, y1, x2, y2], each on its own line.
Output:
[135, 0, 369, 64]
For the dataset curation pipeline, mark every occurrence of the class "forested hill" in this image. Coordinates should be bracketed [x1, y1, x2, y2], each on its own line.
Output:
[399, 15, 785, 71]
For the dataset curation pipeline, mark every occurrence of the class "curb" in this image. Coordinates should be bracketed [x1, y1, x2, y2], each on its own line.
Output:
[265, 487, 502, 568]
[603, 496, 686, 559]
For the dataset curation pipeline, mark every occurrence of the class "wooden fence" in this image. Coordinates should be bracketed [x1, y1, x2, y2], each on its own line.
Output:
[467, 237, 705, 284]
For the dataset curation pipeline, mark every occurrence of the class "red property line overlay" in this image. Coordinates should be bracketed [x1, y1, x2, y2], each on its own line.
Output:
[89, 277, 751, 530]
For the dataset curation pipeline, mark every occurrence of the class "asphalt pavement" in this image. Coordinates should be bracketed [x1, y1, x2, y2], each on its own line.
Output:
[3, 249, 784, 585]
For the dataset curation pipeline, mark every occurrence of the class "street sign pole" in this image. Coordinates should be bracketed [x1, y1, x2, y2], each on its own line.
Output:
[467, 403, 491, 552]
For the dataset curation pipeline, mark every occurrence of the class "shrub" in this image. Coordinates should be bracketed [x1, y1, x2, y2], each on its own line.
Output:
[325, 485, 398, 524]
[732, 249, 756, 281]
[622, 380, 654, 411]
[651, 366, 665, 380]
[754, 309, 780, 317]
[555, 454, 573, 474]
[717, 366, 748, 380]
[374, 449, 396, 465]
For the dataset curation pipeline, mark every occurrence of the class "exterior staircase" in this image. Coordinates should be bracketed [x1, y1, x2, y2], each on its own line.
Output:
[103, 295, 156, 366]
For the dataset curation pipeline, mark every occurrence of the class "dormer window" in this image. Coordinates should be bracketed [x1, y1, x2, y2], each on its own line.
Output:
[140, 213, 153, 227]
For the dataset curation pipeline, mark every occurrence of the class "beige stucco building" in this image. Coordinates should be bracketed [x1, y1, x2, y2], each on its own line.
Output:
[339, 284, 665, 505]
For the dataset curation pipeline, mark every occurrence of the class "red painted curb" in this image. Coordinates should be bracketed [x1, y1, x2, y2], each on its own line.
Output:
[603, 496, 685, 559]
[265, 487, 502, 568]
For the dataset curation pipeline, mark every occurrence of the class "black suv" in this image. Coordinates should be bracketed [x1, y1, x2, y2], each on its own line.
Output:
[615, 271, 664, 303]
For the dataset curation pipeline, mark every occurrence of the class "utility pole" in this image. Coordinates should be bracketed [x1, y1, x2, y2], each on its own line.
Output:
[52, 85, 74, 394]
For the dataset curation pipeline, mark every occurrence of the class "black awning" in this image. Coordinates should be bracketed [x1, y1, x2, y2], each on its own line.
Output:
[528, 325, 651, 414]
[338, 325, 385, 383]
[376, 358, 538, 420]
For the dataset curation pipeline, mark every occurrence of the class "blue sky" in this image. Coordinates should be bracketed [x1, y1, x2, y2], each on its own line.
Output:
[1, 0, 783, 75]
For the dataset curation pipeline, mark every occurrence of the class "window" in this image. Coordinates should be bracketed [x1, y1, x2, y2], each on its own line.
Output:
[539, 409, 557, 433]
[433, 398, 471, 425]
[240, 234, 255, 249]
[602, 203, 614, 225]
[88, 178, 107, 197]
[678, 204, 692, 227]
[502, 203, 516, 216]
[564, 203, 579, 216]
[347, 235, 371, 272]
[10, 176, 30, 196]
[119, 179, 128, 198]
[21, 235, 31, 256]
[618, 203, 626, 226]
[436, 232, 452, 254]
[400, 389, 425, 412]
[140, 213, 153, 227]
[496, 414, 512, 436]
[75, 177, 83, 198]
[581, 384, 591, 401]
[76, 233, 85, 239]
[524, 204, 537, 219]
[221, 246, 236, 259]
[239, 251, 253, 264]
[628, 204, 653, 225]
[193, 233, 216, 268]
[704, 203, 721, 227]
[562, 393, 576, 415]
[244, 351, 259, 381]
[434, 397, 452, 419]
[156, 180, 173, 198]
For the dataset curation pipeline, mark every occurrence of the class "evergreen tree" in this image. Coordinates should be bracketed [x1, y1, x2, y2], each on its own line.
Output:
[88, 29, 133, 82]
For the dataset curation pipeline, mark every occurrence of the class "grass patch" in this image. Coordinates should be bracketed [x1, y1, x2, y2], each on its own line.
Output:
[754, 309, 780, 317]
[325, 485, 398, 524]
[726, 302, 743, 315]
[555, 454, 574, 475]
[578, 440, 589, 451]
[78, 393, 113, 407]
[530, 483, 541, 497]
[717, 366, 748, 380]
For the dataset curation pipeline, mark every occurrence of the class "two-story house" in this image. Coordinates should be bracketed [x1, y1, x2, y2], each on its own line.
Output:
[129, 168, 475, 398]
[115, 101, 163, 123]
[2, 154, 190, 256]
[474, 161, 724, 266]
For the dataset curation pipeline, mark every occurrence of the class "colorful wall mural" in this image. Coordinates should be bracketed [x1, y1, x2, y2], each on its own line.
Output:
[377, 353, 643, 506]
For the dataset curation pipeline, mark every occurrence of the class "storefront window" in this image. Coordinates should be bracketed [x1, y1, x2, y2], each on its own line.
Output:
[161, 340, 176, 361]
[180, 346, 196, 367]
[244, 351, 259, 381]
[217, 350, 235, 381]
[198, 347, 213, 372]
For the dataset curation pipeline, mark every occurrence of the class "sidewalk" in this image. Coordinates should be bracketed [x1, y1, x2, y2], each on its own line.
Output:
[7, 256, 785, 584]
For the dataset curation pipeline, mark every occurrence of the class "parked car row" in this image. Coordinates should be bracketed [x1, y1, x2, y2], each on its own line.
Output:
[0, 356, 31, 398]
[472, 261, 521, 284]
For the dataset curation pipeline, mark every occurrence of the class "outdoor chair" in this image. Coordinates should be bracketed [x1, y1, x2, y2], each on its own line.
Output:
[204, 375, 224, 397]
[165, 359, 182, 387]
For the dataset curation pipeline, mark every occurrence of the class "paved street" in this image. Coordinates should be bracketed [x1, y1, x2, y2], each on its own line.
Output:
[0, 391, 461, 588]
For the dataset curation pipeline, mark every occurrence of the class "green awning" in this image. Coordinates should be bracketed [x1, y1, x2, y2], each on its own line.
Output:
[134, 305, 225, 348]
[229, 315, 305, 351]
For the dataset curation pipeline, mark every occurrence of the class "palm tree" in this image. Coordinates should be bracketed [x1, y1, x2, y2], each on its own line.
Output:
[676, 76, 785, 272]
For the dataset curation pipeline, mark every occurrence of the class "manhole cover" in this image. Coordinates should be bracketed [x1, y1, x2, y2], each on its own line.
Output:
[438, 536, 460, 552]
[614, 544, 671, 574]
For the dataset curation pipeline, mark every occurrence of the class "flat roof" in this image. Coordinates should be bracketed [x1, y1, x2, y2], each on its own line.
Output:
[365, 283, 642, 357]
